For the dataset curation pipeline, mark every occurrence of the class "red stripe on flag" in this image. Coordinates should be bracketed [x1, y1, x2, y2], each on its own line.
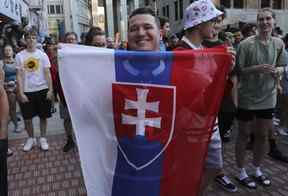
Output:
[159, 49, 231, 196]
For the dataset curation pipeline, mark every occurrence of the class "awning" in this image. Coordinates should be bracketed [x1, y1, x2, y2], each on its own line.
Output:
[0, 0, 22, 23]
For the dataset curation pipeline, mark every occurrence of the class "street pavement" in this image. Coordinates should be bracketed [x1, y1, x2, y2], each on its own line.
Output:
[7, 105, 288, 196]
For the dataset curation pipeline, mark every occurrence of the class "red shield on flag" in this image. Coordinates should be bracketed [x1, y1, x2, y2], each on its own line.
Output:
[112, 82, 176, 170]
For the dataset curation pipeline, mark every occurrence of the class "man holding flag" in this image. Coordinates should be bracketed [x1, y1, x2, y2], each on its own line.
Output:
[58, 1, 232, 196]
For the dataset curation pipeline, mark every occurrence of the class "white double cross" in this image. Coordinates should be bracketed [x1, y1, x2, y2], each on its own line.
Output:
[122, 88, 162, 136]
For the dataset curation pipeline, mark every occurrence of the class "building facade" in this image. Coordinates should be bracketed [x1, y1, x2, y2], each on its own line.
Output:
[47, 0, 92, 40]
[157, 0, 194, 34]
[27, 0, 49, 40]
[221, 0, 288, 33]
[47, 0, 65, 38]
[91, 0, 105, 30]
[139, 0, 157, 9]
[157, 0, 288, 33]
[105, 0, 153, 40]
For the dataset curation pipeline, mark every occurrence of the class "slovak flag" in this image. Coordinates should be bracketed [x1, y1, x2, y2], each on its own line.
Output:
[58, 44, 231, 196]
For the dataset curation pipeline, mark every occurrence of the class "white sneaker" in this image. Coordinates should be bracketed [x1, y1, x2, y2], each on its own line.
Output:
[278, 127, 288, 136]
[23, 138, 37, 152]
[39, 137, 49, 151]
[7, 148, 13, 157]
[273, 117, 280, 126]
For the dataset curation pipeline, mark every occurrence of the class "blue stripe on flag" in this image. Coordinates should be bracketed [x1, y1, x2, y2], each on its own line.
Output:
[115, 51, 173, 85]
[111, 51, 174, 196]
[111, 137, 163, 196]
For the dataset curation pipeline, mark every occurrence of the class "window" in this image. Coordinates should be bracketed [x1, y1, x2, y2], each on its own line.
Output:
[179, 0, 183, 19]
[261, 0, 270, 8]
[166, 5, 170, 18]
[98, 15, 105, 23]
[220, 0, 231, 8]
[234, 0, 244, 8]
[174, 1, 178, 20]
[55, 5, 62, 14]
[272, 0, 282, 9]
[162, 6, 166, 17]
[98, 0, 104, 6]
[162, 5, 170, 18]
[49, 5, 55, 14]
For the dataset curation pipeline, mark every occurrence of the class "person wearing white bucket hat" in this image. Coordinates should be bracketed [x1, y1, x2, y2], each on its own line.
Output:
[183, 0, 223, 31]
[174, 1, 236, 195]
[176, 0, 223, 49]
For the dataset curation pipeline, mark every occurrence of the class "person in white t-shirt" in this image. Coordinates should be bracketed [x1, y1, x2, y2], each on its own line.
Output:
[16, 29, 53, 152]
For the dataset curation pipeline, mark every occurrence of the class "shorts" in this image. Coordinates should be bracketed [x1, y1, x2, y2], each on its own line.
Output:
[59, 101, 71, 120]
[19, 89, 52, 120]
[4, 81, 16, 93]
[236, 108, 275, 122]
[205, 125, 223, 169]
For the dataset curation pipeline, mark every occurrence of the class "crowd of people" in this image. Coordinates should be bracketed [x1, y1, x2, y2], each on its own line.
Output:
[0, 0, 288, 195]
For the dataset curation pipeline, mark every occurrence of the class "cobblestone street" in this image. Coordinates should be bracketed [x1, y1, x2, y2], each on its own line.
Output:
[8, 135, 86, 196]
[7, 109, 288, 196]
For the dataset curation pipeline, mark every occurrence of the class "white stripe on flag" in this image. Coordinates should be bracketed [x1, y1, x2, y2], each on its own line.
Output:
[58, 44, 118, 196]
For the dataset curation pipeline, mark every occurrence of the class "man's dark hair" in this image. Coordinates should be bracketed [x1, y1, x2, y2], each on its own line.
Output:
[24, 29, 38, 39]
[64, 32, 78, 41]
[129, 7, 155, 18]
[282, 33, 288, 48]
[128, 7, 160, 28]
[274, 26, 283, 35]
[159, 16, 169, 29]
[85, 27, 105, 46]
[241, 23, 256, 38]
[2, 44, 14, 57]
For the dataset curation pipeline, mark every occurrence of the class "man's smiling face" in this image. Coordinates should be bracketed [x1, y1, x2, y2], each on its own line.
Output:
[128, 14, 160, 51]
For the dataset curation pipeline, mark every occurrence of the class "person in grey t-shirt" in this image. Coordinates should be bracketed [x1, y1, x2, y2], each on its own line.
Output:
[235, 8, 287, 189]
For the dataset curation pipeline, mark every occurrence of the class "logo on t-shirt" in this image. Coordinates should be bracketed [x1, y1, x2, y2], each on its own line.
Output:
[24, 57, 40, 72]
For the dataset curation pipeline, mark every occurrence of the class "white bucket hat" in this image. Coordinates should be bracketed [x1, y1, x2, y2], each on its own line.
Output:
[183, 0, 223, 30]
